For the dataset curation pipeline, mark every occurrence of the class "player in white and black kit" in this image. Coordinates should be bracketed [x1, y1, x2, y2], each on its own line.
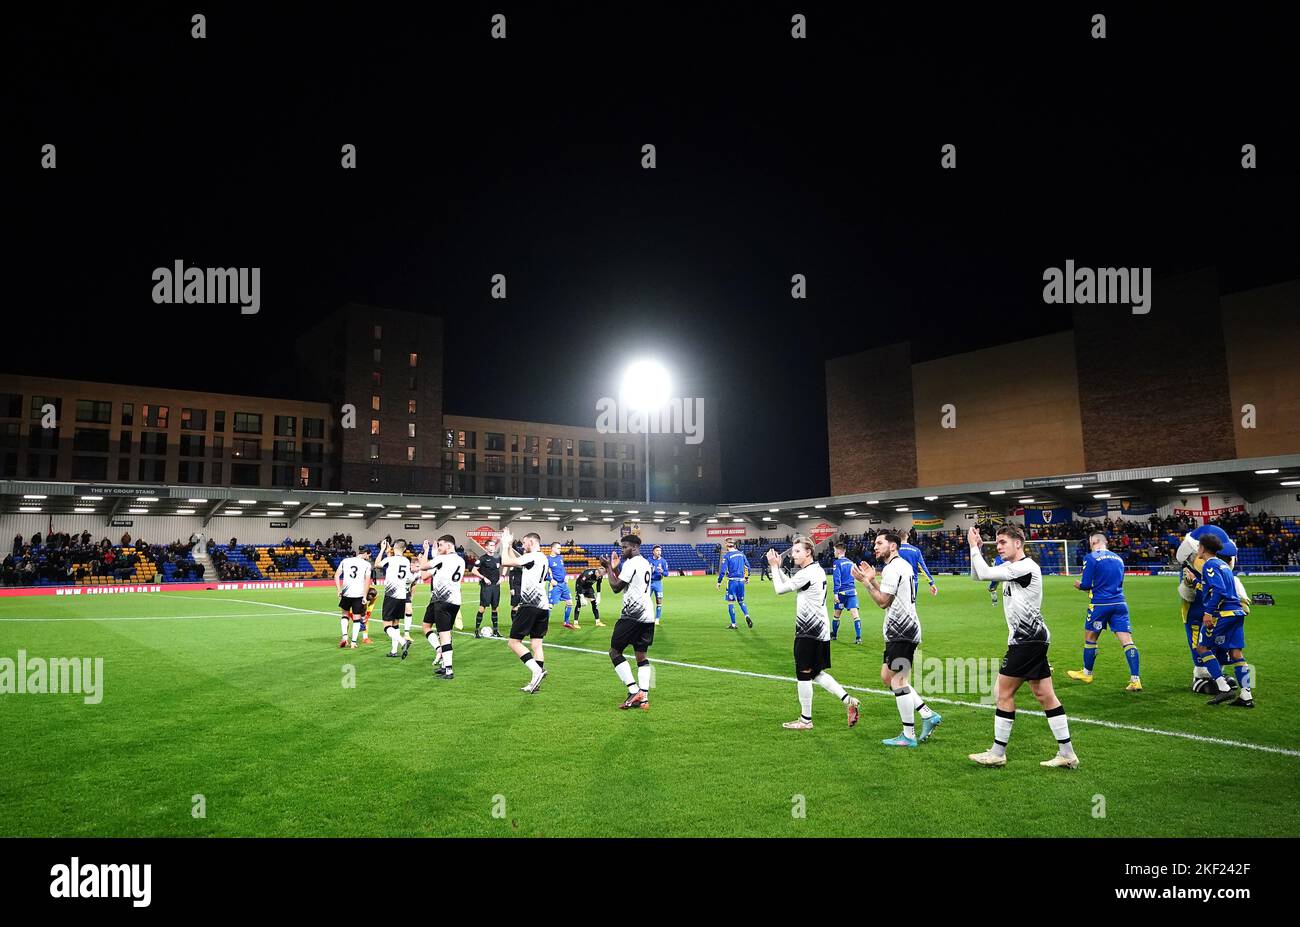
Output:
[497, 528, 550, 693]
[599, 533, 656, 710]
[855, 531, 941, 746]
[767, 536, 860, 730]
[416, 535, 465, 680]
[966, 524, 1079, 769]
[334, 547, 373, 649]
[376, 540, 416, 659]
[468, 538, 503, 636]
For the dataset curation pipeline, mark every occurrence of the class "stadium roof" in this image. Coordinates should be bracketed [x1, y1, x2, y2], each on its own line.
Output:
[4, 453, 1299, 532]
[0, 481, 717, 530]
[723, 454, 1300, 529]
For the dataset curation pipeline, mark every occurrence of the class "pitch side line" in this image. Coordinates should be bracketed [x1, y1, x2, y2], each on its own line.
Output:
[19, 594, 1300, 759]
[0, 612, 285, 622]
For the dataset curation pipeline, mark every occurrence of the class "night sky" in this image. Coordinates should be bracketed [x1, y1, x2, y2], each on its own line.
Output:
[11, 3, 1299, 501]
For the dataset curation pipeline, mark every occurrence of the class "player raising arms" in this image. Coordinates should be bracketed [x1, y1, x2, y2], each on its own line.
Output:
[647, 545, 669, 624]
[573, 564, 606, 628]
[854, 531, 940, 746]
[829, 542, 862, 644]
[415, 536, 466, 680]
[717, 538, 753, 629]
[768, 537, 859, 730]
[966, 524, 1080, 769]
[599, 533, 656, 710]
[1066, 532, 1142, 691]
[334, 546, 373, 648]
[467, 537, 503, 637]
[497, 528, 550, 693]
[376, 540, 416, 660]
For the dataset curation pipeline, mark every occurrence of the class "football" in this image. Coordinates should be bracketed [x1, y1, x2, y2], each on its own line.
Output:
[478, 626, 494, 638]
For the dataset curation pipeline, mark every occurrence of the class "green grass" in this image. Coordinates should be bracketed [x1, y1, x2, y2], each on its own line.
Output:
[1, 574, 1298, 837]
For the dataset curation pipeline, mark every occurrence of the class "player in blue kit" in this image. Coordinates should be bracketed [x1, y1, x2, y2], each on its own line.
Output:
[987, 554, 1003, 605]
[829, 543, 861, 643]
[717, 538, 753, 629]
[1187, 532, 1254, 708]
[648, 545, 669, 625]
[548, 542, 576, 629]
[899, 532, 938, 600]
[1066, 533, 1142, 691]
[1177, 525, 1240, 692]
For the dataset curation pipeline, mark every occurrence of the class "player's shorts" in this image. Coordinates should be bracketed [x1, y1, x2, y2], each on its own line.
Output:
[650, 579, 664, 598]
[1000, 642, 1052, 680]
[549, 583, 572, 605]
[794, 637, 833, 681]
[834, 591, 859, 611]
[576, 589, 600, 607]
[339, 595, 365, 616]
[510, 605, 550, 640]
[479, 583, 500, 608]
[723, 579, 746, 602]
[425, 601, 461, 633]
[611, 617, 656, 653]
[381, 596, 407, 623]
[882, 640, 919, 674]
[1204, 615, 1245, 651]
[1084, 602, 1131, 634]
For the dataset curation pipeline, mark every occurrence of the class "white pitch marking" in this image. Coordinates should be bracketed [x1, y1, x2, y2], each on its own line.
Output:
[9, 593, 1298, 758]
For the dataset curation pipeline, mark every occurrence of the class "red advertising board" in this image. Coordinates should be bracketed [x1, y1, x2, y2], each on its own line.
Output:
[706, 526, 747, 537]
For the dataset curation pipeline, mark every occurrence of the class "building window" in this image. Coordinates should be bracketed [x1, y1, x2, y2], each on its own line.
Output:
[274, 415, 296, 437]
[370, 419, 381, 436]
[486, 432, 505, 451]
[303, 417, 324, 439]
[623, 443, 636, 460]
[443, 429, 455, 449]
[178, 460, 205, 484]
[408, 399, 417, 415]
[484, 475, 504, 494]
[233, 412, 261, 434]
[230, 463, 260, 487]
[373, 324, 382, 340]
[407, 423, 416, 438]
[181, 408, 207, 430]
[117, 458, 131, 481]
[121, 402, 134, 426]
[580, 480, 595, 496]
[119, 431, 131, 454]
[566, 438, 574, 456]
[604, 442, 617, 458]
[372, 347, 381, 364]
[457, 430, 476, 449]
[137, 458, 166, 482]
[408, 352, 418, 367]
[525, 456, 539, 475]
[456, 452, 475, 471]
[212, 461, 222, 485]
[0, 393, 22, 418]
[407, 446, 416, 462]
[697, 465, 704, 478]
[623, 482, 636, 499]
[407, 375, 417, 390]
[369, 443, 379, 460]
[273, 439, 295, 461]
[302, 442, 323, 463]
[213, 410, 225, 432]
[548, 438, 563, 456]
[581, 460, 597, 478]
[372, 371, 382, 387]
[622, 462, 636, 480]
[140, 432, 167, 455]
[604, 461, 618, 479]
[141, 404, 169, 428]
[579, 440, 595, 457]
[232, 438, 261, 460]
[75, 400, 112, 424]
[299, 466, 320, 488]
[30, 396, 62, 421]
[179, 434, 206, 457]
[371, 395, 381, 412]
[213, 435, 224, 458]
[485, 454, 504, 473]
[511, 434, 520, 453]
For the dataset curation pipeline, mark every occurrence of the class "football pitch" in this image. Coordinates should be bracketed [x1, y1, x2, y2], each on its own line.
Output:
[1, 575, 1297, 838]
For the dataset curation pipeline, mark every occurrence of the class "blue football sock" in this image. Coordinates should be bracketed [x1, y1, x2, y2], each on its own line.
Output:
[1199, 653, 1224, 680]
[1083, 641, 1098, 674]
[831, 618, 840, 637]
[728, 603, 736, 626]
[655, 604, 662, 620]
[853, 618, 861, 640]
[564, 606, 572, 624]
[1123, 642, 1140, 677]
[740, 603, 750, 618]
[1230, 661, 1252, 690]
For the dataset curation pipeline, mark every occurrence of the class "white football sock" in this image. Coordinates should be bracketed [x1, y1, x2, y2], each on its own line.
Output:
[614, 659, 638, 693]
[386, 626, 400, 654]
[797, 680, 814, 719]
[893, 687, 915, 739]
[350, 622, 361, 642]
[911, 690, 934, 719]
[637, 662, 652, 692]
[1046, 708, 1076, 759]
[813, 671, 846, 701]
[340, 617, 348, 637]
[441, 644, 452, 668]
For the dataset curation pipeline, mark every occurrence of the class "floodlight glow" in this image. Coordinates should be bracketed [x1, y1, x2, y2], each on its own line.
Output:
[620, 360, 672, 412]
